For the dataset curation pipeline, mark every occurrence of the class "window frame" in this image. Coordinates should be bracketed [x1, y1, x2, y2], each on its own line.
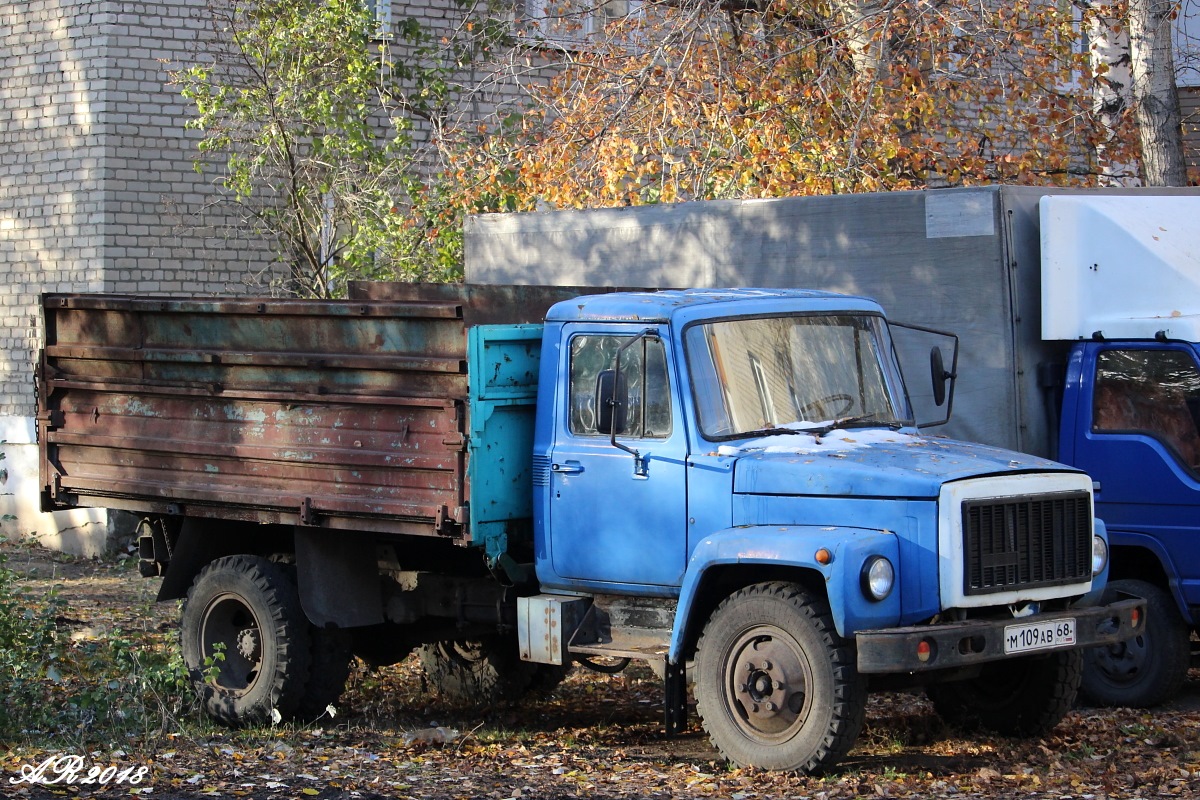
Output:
[566, 331, 673, 441]
[520, 0, 643, 52]
[1091, 345, 1200, 473]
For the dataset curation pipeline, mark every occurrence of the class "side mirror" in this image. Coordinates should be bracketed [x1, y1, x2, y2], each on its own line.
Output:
[891, 320, 959, 428]
[931, 347, 949, 407]
[595, 369, 628, 435]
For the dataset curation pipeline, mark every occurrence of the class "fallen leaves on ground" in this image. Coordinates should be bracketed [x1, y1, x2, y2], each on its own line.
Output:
[2, 542, 1198, 800]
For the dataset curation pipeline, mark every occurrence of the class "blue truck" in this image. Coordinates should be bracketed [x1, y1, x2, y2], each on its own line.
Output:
[464, 185, 1200, 709]
[38, 283, 1140, 773]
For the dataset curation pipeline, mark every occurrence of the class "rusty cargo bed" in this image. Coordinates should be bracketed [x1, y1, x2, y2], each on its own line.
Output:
[37, 285, 593, 542]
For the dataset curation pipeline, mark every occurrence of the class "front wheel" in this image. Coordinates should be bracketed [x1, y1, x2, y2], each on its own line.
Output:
[927, 649, 1081, 736]
[1080, 578, 1191, 708]
[180, 555, 312, 726]
[694, 582, 866, 773]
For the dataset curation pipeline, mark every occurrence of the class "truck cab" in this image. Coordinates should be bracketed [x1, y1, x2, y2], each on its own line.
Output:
[517, 289, 1140, 771]
[1041, 195, 1200, 707]
[533, 289, 908, 594]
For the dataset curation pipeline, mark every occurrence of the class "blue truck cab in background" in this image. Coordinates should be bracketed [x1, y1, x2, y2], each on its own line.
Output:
[1060, 336, 1200, 705]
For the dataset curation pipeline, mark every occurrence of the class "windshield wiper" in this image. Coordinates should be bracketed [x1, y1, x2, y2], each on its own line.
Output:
[734, 426, 811, 439]
[808, 414, 907, 437]
[727, 415, 909, 441]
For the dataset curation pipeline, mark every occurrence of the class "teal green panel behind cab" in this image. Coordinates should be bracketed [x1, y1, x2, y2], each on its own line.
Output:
[467, 324, 545, 566]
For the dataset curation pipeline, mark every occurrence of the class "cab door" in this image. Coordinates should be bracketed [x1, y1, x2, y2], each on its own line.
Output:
[546, 326, 688, 588]
[1072, 343, 1200, 612]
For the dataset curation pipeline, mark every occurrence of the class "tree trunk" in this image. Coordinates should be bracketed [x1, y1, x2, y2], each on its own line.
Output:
[1084, 0, 1139, 185]
[1127, 0, 1188, 185]
[830, 0, 891, 81]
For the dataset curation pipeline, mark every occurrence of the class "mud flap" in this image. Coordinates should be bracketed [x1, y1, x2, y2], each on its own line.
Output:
[295, 528, 383, 628]
[664, 658, 688, 735]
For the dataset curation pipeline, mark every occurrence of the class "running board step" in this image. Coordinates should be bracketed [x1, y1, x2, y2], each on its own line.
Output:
[568, 638, 668, 661]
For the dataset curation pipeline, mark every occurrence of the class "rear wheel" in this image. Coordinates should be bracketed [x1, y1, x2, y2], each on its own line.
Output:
[1080, 578, 1190, 708]
[181, 555, 311, 726]
[694, 582, 866, 773]
[927, 649, 1081, 736]
[418, 636, 542, 705]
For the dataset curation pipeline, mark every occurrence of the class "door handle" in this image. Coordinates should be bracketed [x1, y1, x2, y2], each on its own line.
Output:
[551, 461, 585, 475]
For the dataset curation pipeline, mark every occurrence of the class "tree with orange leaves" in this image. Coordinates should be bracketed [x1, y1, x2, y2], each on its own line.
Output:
[442, 0, 1160, 215]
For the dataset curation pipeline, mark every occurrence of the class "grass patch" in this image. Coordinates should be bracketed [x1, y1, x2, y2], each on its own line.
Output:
[0, 537, 199, 750]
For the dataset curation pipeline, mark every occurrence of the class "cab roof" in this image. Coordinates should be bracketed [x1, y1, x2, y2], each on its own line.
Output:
[545, 288, 886, 324]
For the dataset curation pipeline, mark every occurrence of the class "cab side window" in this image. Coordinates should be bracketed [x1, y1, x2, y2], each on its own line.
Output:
[569, 335, 672, 438]
[1093, 349, 1200, 471]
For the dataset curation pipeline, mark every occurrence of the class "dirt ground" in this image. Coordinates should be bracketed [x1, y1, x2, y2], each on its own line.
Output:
[2, 540, 1199, 800]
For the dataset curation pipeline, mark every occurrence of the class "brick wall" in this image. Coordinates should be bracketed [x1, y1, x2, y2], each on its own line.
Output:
[0, 0, 279, 420]
[1183, 86, 1200, 177]
[0, 0, 282, 551]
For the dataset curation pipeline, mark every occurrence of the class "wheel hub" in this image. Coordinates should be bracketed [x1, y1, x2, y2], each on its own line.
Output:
[237, 628, 261, 661]
[730, 635, 807, 731]
[1097, 633, 1146, 680]
[738, 662, 785, 715]
[199, 593, 265, 692]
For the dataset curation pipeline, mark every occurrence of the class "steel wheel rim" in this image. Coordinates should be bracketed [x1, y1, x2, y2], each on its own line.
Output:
[200, 592, 264, 695]
[724, 625, 813, 743]
[1093, 632, 1148, 684]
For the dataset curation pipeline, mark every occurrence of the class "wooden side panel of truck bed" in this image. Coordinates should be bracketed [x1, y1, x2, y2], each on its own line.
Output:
[37, 287, 584, 539]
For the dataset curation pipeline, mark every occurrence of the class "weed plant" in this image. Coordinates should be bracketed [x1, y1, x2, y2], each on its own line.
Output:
[0, 537, 196, 749]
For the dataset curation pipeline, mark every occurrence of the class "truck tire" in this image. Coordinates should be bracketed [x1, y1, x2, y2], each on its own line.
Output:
[927, 649, 1081, 736]
[1080, 578, 1191, 708]
[527, 662, 573, 695]
[351, 623, 415, 668]
[694, 582, 867, 773]
[418, 637, 541, 705]
[181, 555, 312, 726]
[297, 626, 354, 720]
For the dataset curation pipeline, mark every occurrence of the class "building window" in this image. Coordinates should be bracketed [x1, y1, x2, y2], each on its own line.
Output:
[371, 0, 392, 38]
[1177, 0, 1200, 87]
[749, 355, 777, 428]
[523, 0, 642, 50]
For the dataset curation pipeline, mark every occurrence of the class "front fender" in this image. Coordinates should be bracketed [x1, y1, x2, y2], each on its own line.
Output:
[668, 525, 902, 663]
[1098, 521, 1190, 615]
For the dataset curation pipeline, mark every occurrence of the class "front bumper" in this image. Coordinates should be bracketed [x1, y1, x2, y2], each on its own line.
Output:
[856, 598, 1144, 674]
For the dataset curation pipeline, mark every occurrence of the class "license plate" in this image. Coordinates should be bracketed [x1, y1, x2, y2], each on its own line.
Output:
[1004, 618, 1077, 654]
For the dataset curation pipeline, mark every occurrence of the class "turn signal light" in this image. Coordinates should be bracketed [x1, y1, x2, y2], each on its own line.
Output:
[917, 639, 934, 663]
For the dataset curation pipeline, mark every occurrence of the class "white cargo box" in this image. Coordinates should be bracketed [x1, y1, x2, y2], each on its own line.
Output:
[1041, 195, 1200, 342]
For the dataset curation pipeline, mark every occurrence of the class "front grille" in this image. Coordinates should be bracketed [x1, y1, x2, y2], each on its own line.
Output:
[962, 491, 1092, 595]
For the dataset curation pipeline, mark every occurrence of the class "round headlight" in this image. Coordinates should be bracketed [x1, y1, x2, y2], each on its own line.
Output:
[861, 556, 895, 601]
[1092, 535, 1109, 577]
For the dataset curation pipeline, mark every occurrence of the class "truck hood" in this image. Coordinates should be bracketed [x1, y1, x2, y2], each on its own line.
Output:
[723, 428, 1075, 498]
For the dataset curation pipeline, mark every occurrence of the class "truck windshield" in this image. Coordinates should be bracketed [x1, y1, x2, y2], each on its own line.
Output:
[684, 313, 911, 440]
